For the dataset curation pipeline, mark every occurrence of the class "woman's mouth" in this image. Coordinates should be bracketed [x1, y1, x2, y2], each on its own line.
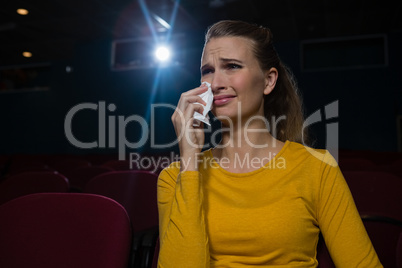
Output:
[213, 95, 236, 106]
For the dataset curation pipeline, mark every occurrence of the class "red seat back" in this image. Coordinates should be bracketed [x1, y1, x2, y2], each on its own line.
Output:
[343, 171, 402, 221]
[102, 159, 133, 170]
[0, 193, 132, 268]
[64, 165, 113, 191]
[397, 232, 402, 268]
[361, 216, 402, 268]
[85, 170, 159, 232]
[339, 158, 375, 171]
[51, 158, 91, 174]
[0, 171, 69, 205]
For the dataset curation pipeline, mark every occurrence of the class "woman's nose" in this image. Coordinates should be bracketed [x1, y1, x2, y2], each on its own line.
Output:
[211, 72, 226, 93]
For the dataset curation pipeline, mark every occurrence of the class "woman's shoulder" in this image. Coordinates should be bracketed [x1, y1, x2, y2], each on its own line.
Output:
[285, 141, 338, 168]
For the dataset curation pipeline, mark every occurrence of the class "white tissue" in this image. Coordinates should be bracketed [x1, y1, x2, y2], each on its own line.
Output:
[193, 81, 213, 127]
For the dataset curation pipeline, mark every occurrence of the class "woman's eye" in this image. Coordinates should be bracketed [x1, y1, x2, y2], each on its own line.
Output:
[201, 69, 213, 76]
[227, 63, 242, 69]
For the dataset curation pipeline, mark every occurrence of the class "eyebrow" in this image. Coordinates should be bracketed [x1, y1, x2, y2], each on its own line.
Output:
[200, 58, 244, 71]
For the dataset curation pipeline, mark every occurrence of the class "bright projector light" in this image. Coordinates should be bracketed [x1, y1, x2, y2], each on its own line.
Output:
[155, 46, 171, 62]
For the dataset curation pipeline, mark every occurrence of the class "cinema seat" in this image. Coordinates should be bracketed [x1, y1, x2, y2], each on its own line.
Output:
[338, 158, 375, 171]
[102, 159, 133, 171]
[84, 170, 159, 267]
[361, 215, 402, 268]
[343, 171, 402, 222]
[0, 193, 132, 268]
[0, 171, 69, 205]
[84, 170, 159, 233]
[397, 232, 402, 268]
[51, 158, 91, 174]
[63, 165, 113, 192]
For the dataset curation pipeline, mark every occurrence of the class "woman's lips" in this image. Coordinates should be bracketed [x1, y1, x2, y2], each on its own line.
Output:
[213, 95, 235, 106]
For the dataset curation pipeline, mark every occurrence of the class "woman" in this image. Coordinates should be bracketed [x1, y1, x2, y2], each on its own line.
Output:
[157, 20, 382, 267]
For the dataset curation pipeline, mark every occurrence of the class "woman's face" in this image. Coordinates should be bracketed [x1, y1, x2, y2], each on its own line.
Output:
[201, 36, 271, 124]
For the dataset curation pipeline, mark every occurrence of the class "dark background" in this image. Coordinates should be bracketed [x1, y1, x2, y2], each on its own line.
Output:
[0, 0, 401, 157]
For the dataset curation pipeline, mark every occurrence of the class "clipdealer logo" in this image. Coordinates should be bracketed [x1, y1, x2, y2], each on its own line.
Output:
[64, 100, 339, 166]
[302, 100, 339, 166]
[64, 101, 177, 160]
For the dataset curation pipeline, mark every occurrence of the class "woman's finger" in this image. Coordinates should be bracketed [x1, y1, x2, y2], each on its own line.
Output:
[172, 102, 204, 125]
[180, 84, 207, 99]
[177, 95, 207, 111]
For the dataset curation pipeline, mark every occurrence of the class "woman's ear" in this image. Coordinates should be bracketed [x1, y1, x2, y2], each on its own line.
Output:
[264, 67, 278, 95]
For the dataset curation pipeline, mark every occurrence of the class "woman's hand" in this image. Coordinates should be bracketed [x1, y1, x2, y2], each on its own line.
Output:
[172, 83, 208, 171]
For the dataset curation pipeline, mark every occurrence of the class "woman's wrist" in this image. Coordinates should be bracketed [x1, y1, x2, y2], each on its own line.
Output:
[180, 153, 200, 172]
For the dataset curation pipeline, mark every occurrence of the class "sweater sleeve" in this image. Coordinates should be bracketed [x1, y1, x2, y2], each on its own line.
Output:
[316, 152, 382, 268]
[157, 163, 210, 268]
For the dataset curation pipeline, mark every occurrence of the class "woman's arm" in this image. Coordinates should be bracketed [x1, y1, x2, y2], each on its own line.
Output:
[157, 165, 210, 268]
[157, 84, 210, 268]
[317, 152, 382, 267]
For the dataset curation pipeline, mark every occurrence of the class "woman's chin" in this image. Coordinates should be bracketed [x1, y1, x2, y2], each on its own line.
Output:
[212, 114, 239, 126]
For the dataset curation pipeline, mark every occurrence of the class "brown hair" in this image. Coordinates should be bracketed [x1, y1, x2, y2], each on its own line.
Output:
[204, 20, 308, 144]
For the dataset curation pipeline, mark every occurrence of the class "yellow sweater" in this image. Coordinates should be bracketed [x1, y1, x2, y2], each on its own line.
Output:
[157, 141, 382, 267]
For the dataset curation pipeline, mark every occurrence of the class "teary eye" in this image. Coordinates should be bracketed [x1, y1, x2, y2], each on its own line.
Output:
[201, 68, 213, 76]
[227, 63, 242, 69]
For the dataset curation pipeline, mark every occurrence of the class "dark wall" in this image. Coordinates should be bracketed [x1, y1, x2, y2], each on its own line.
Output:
[280, 31, 402, 152]
[0, 31, 401, 156]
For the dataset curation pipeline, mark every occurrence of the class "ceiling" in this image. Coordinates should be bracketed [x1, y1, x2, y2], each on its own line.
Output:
[0, 0, 401, 66]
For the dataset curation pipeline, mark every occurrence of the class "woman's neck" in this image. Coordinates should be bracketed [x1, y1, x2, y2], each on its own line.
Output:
[212, 120, 285, 173]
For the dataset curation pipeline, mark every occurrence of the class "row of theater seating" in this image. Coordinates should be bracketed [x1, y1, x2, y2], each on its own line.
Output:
[0, 169, 160, 268]
[1, 192, 400, 268]
[1, 150, 401, 176]
[339, 157, 402, 178]
[0, 154, 164, 268]
[0, 150, 401, 267]
[0, 192, 159, 268]
[1, 150, 401, 177]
